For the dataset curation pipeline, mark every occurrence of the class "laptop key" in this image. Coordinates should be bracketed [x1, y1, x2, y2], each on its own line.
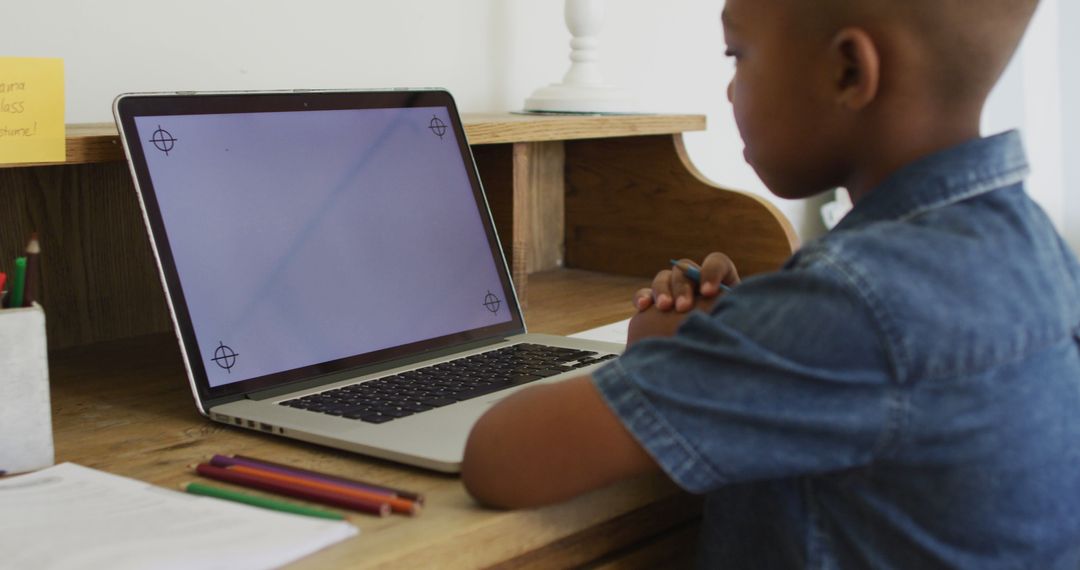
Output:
[372, 408, 413, 418]
[419, 396, 457, 407]
[507, 373, 542, 384]
[397, 402, 433, 412]
[454, 381, 513, 401]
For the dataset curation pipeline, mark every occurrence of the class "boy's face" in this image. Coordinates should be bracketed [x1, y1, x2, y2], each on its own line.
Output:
[722, 0, 848, 200]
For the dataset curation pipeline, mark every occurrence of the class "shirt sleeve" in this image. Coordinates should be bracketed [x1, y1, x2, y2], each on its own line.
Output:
[592, 253, 900, 494]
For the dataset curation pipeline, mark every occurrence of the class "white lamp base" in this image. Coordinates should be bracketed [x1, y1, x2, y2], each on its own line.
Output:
[524, 83, 636, 114]
[523, 0, 636, 114]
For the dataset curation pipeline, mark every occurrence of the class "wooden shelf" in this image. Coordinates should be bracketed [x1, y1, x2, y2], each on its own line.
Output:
[0, 112, 795, 353]
[1, 114, 706, 168]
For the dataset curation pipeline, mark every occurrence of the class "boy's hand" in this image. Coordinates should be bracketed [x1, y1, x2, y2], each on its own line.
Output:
[627, 295, 717, 345]
[633, 252, 740, 313]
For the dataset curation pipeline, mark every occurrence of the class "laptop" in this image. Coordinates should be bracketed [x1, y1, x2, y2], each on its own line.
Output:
[113, 89, 623, 473]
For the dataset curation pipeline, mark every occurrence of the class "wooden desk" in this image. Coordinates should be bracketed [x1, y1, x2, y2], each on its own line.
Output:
[8, 114, 797, 567]
[49, 270, 702, 569]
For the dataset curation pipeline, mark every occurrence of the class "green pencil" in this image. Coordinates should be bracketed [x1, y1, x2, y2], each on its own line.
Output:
[10, 257, 26, 308]
[182, 482, 346, 520]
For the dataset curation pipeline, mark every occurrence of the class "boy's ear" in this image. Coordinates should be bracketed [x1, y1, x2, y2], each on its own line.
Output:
[829, 27, 880, 111]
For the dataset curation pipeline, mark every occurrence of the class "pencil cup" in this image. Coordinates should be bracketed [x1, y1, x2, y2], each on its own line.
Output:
[0, 303, 54, 474]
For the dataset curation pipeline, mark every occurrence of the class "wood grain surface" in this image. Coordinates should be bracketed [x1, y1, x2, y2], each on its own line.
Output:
[565, 134, 798, 279]
[45, 269, 699, 570]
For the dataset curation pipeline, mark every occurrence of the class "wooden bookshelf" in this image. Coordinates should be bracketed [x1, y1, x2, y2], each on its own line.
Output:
[0, 114, 707, 168]
[0, 113, 796, 350]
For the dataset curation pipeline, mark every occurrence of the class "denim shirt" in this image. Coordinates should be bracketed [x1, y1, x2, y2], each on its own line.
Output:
[593, 131, 1080, 569]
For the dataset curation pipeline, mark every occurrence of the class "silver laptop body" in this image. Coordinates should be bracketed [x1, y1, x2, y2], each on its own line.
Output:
[114, 89, 621, 473]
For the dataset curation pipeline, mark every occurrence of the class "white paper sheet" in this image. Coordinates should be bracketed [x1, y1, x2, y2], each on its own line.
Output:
[569, 319, 630, 345]
[0, 463, 358, 570]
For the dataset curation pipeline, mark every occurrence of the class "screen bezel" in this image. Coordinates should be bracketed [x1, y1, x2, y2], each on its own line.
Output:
[115, 90, 524, 405]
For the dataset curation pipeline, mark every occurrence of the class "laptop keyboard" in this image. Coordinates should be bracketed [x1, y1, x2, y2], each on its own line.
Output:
[278, 343, 617, 424]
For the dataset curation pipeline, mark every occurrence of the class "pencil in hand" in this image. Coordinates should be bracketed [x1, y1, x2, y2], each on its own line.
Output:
[669, 259, 733, 294]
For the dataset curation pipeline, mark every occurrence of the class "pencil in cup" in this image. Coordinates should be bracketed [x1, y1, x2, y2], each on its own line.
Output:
[229, 454, 425, 504]
[9, 257, 26, 308]
[182, 482, 345, 520]
[23, 233, 40, 307]
[223, 463, 421, 516]
[669, 259, 733, 294]
[195, 463, 392, 517]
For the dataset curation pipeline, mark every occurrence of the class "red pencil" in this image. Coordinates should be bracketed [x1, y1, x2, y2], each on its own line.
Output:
[232, 454, 424, 504]
[195, 463, 390, 517]
[225, 464, 420, 515]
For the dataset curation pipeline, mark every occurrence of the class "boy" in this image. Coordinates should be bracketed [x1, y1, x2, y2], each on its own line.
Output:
[463, 0, 1080, 567]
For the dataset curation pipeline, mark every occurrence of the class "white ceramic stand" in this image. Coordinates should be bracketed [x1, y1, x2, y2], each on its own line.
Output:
[524, 0, 635, 114]
[0, 303, 54, 474]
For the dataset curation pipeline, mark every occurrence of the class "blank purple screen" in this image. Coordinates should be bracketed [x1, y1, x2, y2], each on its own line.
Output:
[135, 107, 512, 387]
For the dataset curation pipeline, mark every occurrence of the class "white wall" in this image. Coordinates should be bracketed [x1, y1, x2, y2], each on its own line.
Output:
[1060, 0, 1080, 252]
[983, 0, 1069, 244]
[3, 0, 824, 245]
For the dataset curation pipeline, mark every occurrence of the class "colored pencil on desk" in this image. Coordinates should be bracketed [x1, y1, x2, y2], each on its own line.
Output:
[9, 257, 26, 309]
[182, 482, 346, 520]
[23, 233, 40, 307]
[195, 463, 391, 517]
[211, 454, 401, 500]
[232, 453, 425, 504]
[224, 463, 421, 516]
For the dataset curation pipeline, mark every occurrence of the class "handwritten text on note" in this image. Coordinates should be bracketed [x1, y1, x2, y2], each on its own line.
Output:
[0, 57, 64, 165]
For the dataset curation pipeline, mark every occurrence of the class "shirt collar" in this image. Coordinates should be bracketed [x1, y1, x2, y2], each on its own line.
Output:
[834, 130, 1029, 231]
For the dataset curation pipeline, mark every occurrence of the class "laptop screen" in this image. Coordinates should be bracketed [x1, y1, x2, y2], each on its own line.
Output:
[116, 92, 522, 400]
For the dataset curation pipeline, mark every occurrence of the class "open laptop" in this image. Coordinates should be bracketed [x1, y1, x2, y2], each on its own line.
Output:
[113, 89, 623, 473]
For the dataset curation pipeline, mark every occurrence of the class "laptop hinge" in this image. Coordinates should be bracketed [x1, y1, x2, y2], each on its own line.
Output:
[244, 335, 517, 401]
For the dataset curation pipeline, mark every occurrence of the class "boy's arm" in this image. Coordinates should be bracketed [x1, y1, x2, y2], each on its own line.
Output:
[461, 374, 659, 509]
[462, 291, 721, 505]
[461, 301, 712, 509]
[462, 254, 728, 509]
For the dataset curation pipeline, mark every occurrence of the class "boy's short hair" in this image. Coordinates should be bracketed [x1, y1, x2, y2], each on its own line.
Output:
[794, 0, 1041, 105]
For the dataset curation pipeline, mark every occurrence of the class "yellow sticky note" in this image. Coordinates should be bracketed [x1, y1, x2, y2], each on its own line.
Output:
[0, 57, 65, 165]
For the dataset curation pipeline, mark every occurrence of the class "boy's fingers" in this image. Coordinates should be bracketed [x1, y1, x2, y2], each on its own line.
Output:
[651, 270, 675, 310]
[633, 288, 654, 311]
[700, 252, 740, 294]
[671, 259, 698, 312]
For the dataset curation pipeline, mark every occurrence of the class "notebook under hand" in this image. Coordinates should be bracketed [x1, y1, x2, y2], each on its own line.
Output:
[113, 89, 622, 473]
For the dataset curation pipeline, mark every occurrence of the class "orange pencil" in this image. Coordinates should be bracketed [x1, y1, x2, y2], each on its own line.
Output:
[226, 464, 421, 516]
[195, 463, 390, 517]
